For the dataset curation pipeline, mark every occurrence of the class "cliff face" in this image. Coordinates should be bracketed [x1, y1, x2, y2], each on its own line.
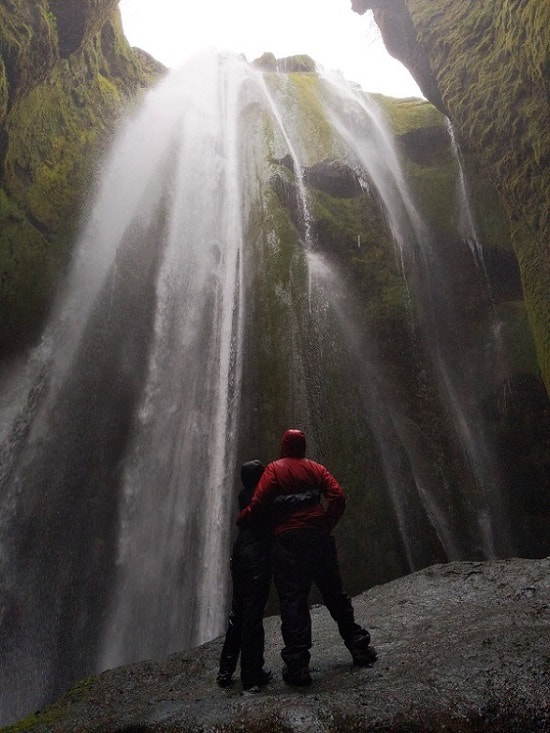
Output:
[352, 0, 550, 395]
[0, 0, 163, 356]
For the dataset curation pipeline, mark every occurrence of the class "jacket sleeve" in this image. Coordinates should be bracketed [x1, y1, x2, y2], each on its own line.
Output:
[321, 466, 346, 532]
[237, 463, 278, 526]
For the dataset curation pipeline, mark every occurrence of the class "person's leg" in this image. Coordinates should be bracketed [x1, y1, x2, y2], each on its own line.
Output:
[312, 533, 377, 666]
[273, 531, 314, 684]
[217, 558, 244, 686]
[239, 553, 273, 689]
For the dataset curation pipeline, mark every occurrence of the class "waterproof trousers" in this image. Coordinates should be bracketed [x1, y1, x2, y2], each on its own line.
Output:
[218, 545, 272, 687]
[273, 528, 369, 672]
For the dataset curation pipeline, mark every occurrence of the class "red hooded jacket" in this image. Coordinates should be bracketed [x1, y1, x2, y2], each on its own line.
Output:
[237, 429, 345, 535]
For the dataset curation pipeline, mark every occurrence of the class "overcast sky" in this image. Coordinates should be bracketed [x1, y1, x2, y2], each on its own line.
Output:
[119, 0, 423, 98]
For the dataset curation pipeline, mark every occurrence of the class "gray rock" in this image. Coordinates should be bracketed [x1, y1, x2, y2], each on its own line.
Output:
[10, 557, 549, 732]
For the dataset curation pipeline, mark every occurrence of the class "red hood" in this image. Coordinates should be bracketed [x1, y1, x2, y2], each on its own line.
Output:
[279, 429, 306, 458]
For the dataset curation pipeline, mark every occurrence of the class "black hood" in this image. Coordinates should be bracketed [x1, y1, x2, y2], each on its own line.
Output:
[240, 459, 265, 490]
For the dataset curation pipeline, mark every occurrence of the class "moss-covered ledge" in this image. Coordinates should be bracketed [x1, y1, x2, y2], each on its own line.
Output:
[352, 0, 550, 395]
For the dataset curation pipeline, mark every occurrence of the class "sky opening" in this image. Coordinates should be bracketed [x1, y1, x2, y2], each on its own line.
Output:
[119, 0, 424, 98]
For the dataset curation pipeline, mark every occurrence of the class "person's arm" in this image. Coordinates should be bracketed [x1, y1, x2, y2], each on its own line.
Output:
[321, 466, 346, 532]
[236, 463, 278, 526]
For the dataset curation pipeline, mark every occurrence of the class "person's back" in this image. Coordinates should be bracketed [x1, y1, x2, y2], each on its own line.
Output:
[239, 428, 345, 537]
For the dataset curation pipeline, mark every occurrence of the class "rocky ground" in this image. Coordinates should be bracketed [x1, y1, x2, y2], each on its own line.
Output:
[5, 557, 549, 732]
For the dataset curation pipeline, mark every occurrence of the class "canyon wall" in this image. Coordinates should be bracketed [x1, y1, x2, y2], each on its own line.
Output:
[0, 0, 163, 355]
[352, 0, 550, 393]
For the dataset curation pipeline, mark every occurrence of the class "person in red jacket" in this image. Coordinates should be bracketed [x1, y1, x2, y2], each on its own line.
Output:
[238, 428, 376, 686]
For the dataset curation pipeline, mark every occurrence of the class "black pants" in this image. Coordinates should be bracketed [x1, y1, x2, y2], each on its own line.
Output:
[218, 544, 271, 686]
[273, 529, 369, 672]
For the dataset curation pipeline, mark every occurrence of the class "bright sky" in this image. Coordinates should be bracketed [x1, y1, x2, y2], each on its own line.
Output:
[119, 0, 424, 98]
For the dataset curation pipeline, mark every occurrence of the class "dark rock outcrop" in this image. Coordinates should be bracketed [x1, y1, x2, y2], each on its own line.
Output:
[352, 0, 550, 395]
[254, 52, 317, 73]
[4, 558, 548, 732]
[304, 160, 364, 198]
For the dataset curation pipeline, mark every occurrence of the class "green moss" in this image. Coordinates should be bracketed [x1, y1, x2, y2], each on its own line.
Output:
[374, 94, 444, 136]
[0, 187, 18, 219]
[264, 72, 336, 163]
[371, 97, 460, 240]
[310, 190, 359, 246]
[0, 0, 161, 357]
[0, 56, 8, 123]
[0, 218, 58, 352]
[293, 74, 336, 160]
[406, 0, 550, 391]
[512, 219, 550, 387]
[44, 5, 57, 33]
[0, 707, 62, 733]
[243, 187, 309, 450]
[0, 673, 105, 731]
[6, 65, 119, 237]
[0, 0, 57, 102]
[493, 301, 540, 375]
[406, 159, 458, 238]
[309, 187, 408, 323]
[461, 152, 512, 252]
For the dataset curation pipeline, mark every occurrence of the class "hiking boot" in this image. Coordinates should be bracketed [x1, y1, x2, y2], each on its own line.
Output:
[216, 670, 233, 687]
[282, 665, 312, 687]
[242, 668, 273, 691]
[350, 645, 378, 667]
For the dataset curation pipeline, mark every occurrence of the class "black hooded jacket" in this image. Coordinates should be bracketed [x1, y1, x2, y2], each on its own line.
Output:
[232, 459, 273, 558]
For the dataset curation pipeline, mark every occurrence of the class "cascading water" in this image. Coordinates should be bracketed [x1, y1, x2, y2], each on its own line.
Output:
[98, 53, 252, 669]
[0, 50, 257, 722]
[0, 50, 520, 724]
[320, 73, 515, 558]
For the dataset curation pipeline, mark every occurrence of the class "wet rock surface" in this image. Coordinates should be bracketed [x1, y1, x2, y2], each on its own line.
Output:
[8, 557, 549, 732]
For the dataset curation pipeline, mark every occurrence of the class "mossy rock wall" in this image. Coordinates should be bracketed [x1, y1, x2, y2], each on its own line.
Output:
[236, 70, 548, 590]
[0, 0, 163, 356]
[353, 0, 550, 395]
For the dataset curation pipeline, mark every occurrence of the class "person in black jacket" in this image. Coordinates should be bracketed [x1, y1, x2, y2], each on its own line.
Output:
[217, 460, 273, 691]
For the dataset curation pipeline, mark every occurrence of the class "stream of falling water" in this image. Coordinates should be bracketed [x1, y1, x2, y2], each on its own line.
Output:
[98, 52, 258, 667]
[316, 71, 513, 558]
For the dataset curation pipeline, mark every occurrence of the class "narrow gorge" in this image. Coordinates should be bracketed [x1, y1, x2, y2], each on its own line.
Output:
[0, 0, 548, 728]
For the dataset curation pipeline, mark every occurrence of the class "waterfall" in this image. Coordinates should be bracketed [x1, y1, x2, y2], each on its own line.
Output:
[98, 52, 251, 668]
[0, 50, 256, 721]
[0, 50, 517, 724]
[446, 119, 491, 277]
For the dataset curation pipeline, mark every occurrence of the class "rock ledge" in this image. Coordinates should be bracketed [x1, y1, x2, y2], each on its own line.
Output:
[5, 557, 549, 732]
